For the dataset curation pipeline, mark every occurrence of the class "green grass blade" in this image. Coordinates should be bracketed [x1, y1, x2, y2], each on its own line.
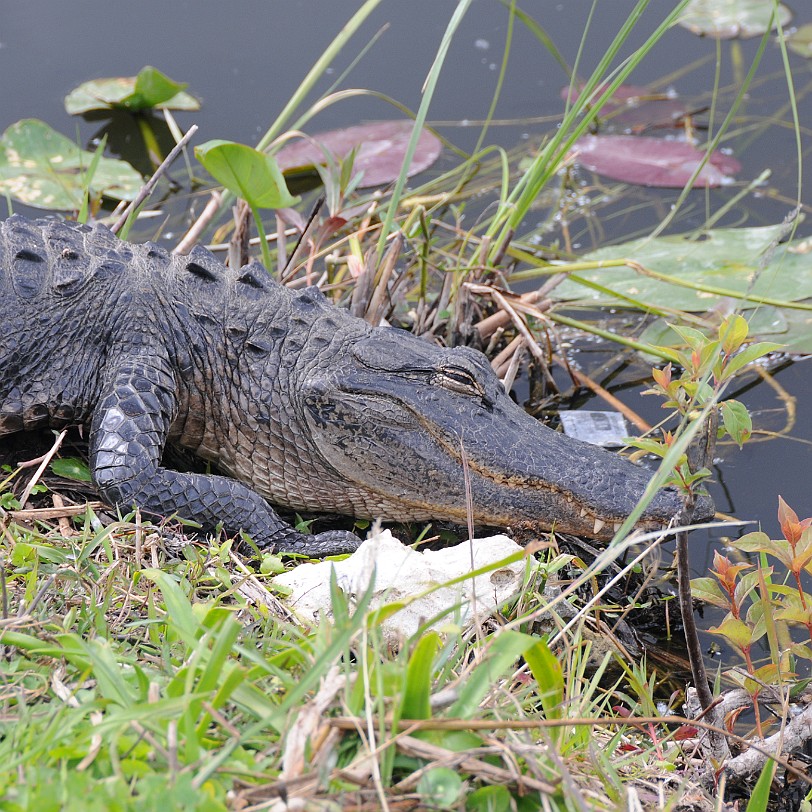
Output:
[449, 630, 535, 719]
[489, 0, 691, 254]
[507, 1, 571, 76]
[523, 637, 564, 721]
[402, 632, 441, 720]
[142, 569, 201, 646]
[745, 757, 776, 812]
[257, 0, 383, 151]
[376, 0, 474, 255]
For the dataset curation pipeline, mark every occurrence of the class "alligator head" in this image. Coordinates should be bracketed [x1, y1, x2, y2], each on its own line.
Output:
[300, 326, 715, 540]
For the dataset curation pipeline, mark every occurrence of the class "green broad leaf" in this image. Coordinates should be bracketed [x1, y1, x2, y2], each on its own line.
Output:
[678, 0, 792, 39]
[734, 570, 763, 609]
[719, 314, 749, 354]
[788, 24, 812, 58]
[790, 641, 812, 660]
[745, 537, 794, 571]
[552, 224, 812, 312]
[722, 342, 784, 379]
[771, 584, 805, 598]
[639, 308, 784, 359]
[698, 338, 722, 370]
[417, 768, 463, 807]
[728, 531, 773, 554]
[402, 632, 440, 720]
[259, 554, 285, 575]
[707, 615, 752, 649]
[746, 663, 780, 690]
[720, 400, 752, 447]
[669, 323, 710, 351]
[195, 139, 299, 210]
[65, 66, 199, 114]
[0, 119, 142, 210]
[775, 604, 812, 626]
[624, 437, 669, 459]
[50, 457, 93, 482]
[466, 785, 513, 812]
[131, 66, 188, 108]
[690, 576, 731, 609]
[9, 542, 31, 566]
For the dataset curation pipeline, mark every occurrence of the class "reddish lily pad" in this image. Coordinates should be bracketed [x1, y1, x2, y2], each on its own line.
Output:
[562, 83, 656, 104]
[573, 134, 740, 188]
[275, 120, 441, 188]
[562, 82, 690, 132]
[678, 0, 792, 39]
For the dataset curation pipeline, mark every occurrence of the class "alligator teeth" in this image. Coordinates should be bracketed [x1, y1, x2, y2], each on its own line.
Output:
[613, 522, 622, 533]
[580, 508, 588, 517]
[593, 518, 606, 535]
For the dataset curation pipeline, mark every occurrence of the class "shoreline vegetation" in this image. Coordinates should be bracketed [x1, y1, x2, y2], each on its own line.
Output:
[1, 1, 810, 808]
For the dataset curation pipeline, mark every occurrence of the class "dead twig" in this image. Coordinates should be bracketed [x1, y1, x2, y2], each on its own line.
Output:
[111, 124, 199, 235]
[19, 430, 67, 508]
[174, 190, 222, 254]
[365, 232, 403, 325]
[466, 283, 557, 390]
[50, 494, 72, 536]
[475, 273, 566, 339]
[282, 195, 326, 280]
[327, 713, 808, 783]
[394, 735, 555, 795]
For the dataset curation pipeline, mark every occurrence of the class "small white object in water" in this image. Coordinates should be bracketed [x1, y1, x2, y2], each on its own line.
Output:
[559, 410, 629, 447]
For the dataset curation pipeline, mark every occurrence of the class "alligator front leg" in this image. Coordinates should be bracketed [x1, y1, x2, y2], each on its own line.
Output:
[89, 356, 360, 556]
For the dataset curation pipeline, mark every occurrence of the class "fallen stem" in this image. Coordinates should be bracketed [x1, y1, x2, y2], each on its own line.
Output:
[111, 124, 198, 237]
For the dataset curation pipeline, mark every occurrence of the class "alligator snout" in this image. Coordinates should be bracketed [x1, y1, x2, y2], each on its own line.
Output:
[304, 332, 716, 540]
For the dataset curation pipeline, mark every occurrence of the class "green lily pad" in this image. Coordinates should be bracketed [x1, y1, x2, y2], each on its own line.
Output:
[678, 0, 792, 39]
[416, 768, 463, 807]
[768, 308, 812, 354]
[638, 308, 783, 354]
[551, 225, 812, 312]
[65, 66, 199, 114]
[788, 24, 812, 59]
[640, 305, 812, 359]
[0, 119, 143, 210]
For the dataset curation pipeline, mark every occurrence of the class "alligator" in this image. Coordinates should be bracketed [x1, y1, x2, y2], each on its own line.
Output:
[0, 215, 714, 556]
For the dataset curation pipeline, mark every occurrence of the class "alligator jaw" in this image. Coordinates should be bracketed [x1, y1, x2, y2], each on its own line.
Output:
[409, 423, 707, 541]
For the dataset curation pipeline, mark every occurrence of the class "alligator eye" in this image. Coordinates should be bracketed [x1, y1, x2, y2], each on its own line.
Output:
[436, 366, 483, 396]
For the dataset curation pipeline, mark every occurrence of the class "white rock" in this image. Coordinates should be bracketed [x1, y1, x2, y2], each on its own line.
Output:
[273, 530, 527, 644]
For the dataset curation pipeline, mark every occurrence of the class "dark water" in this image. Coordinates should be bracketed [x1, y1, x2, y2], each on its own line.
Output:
[1, 1, 810, 581]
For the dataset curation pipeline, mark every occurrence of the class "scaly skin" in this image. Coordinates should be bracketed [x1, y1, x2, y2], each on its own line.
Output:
[0, 216, 714, 555]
